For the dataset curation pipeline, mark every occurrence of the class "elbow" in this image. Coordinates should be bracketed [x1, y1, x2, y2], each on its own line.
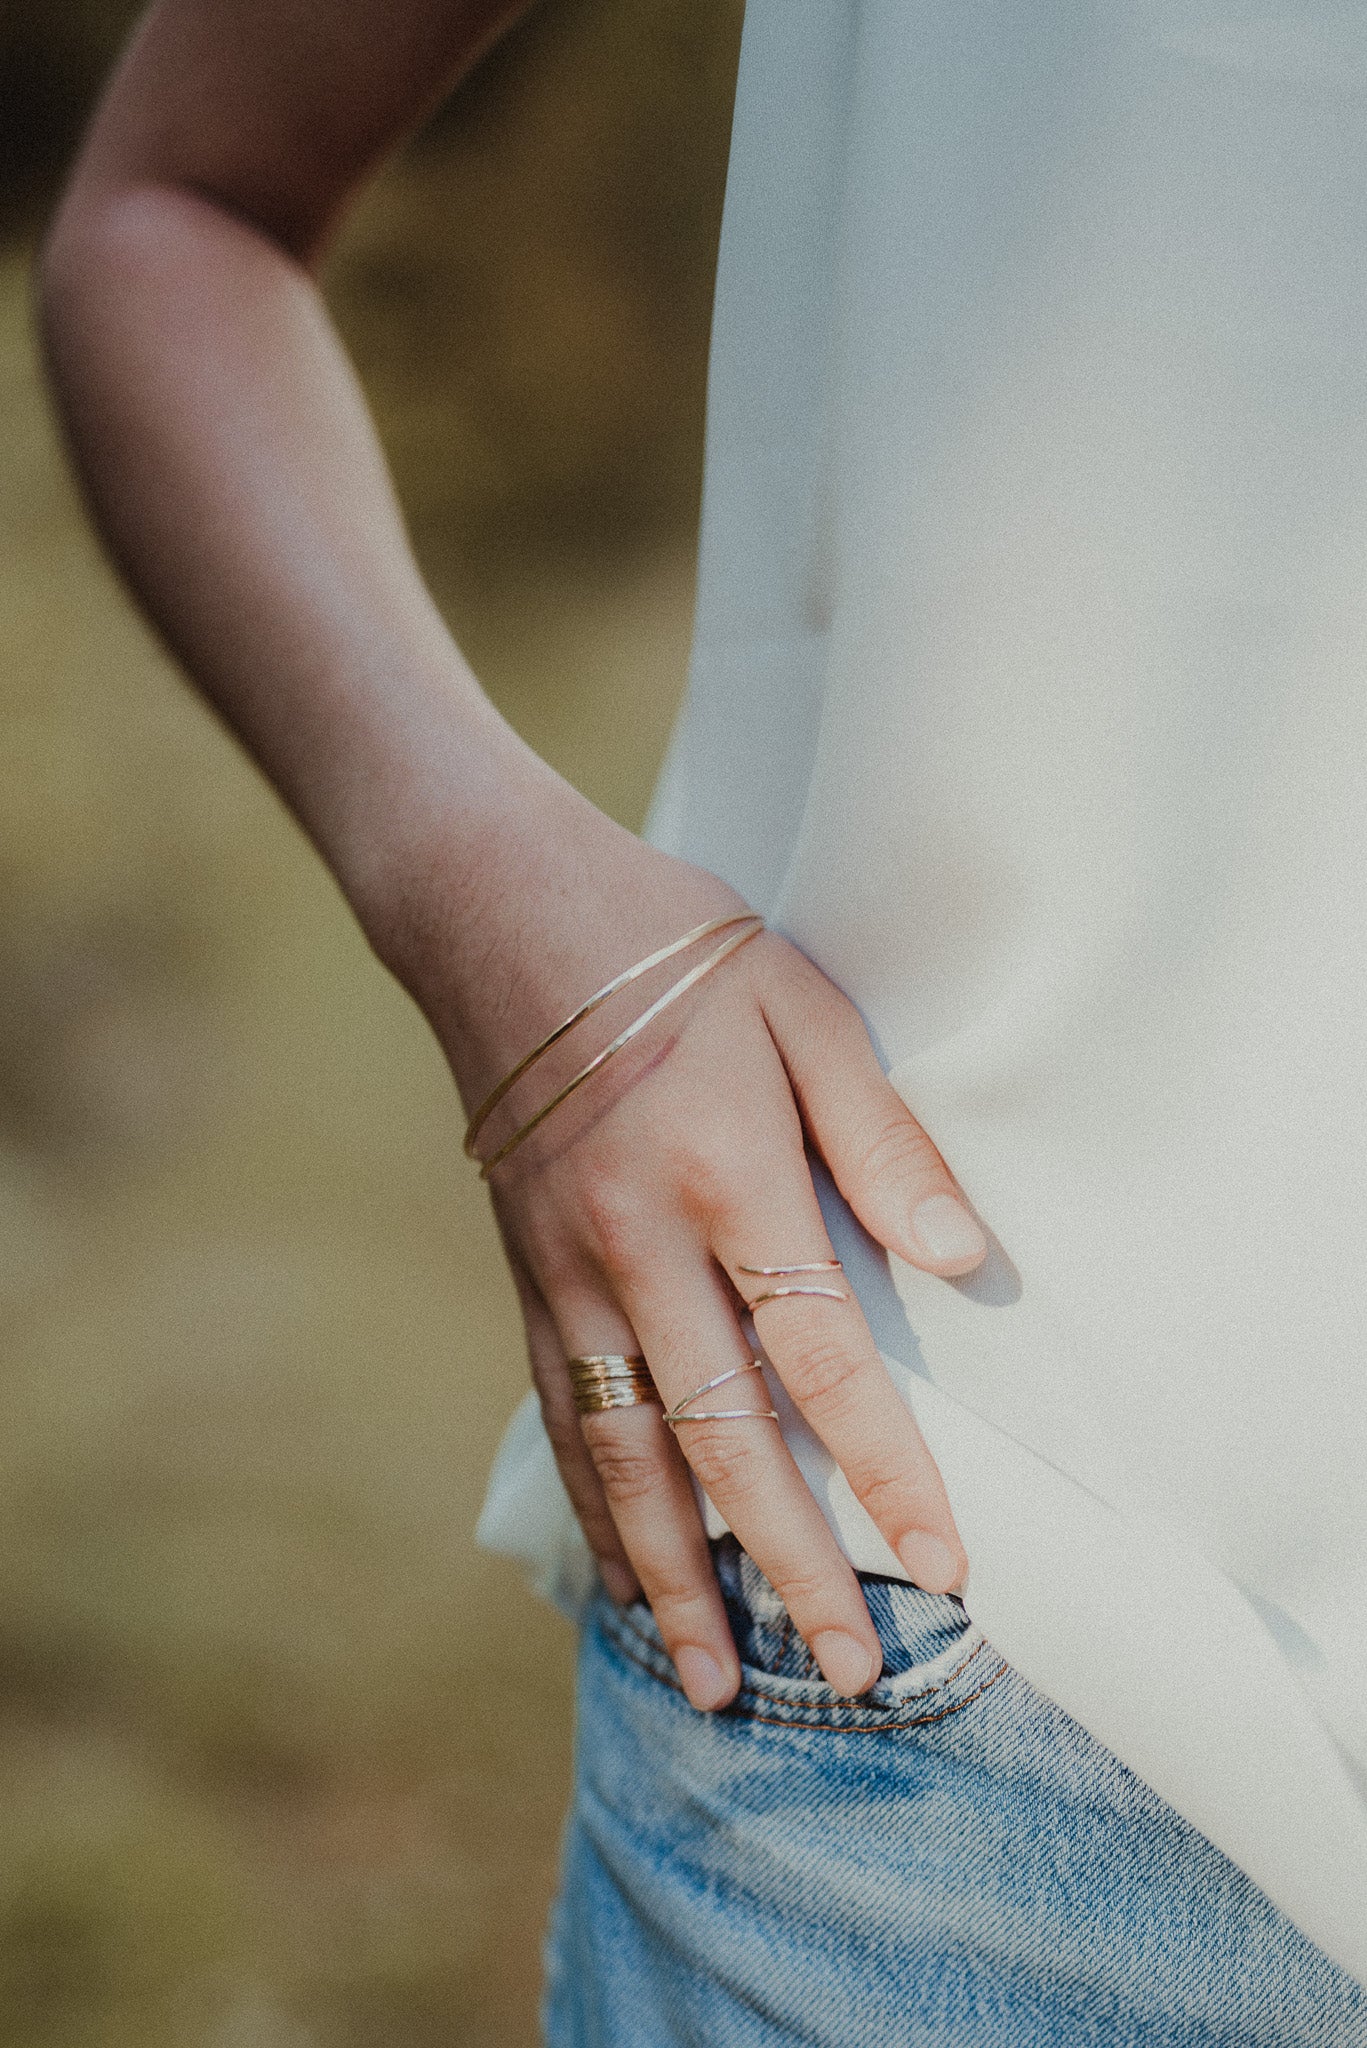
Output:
[37, 177, 275, 390]
[34, 180, 242, 460]
[36, 180, 157, 392]
[41, 175, 198, 308]
[36, 155, 157, 319]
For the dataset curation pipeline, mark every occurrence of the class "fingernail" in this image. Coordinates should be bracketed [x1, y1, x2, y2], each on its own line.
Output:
[812, 1629, 880, 1697]
[897, 1531, 964, 1594]
[911, 1194, 987, 1267]
[673, 1646, 733, 1712]
[599, 1560, 639, 1606]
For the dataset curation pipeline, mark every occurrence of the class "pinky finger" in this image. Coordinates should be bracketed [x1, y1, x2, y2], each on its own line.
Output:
[512, 1266, 641, 1606]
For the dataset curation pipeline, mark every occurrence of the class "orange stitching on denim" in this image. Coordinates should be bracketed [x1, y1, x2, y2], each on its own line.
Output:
[603, 1612, 1009, 1732]
[769, 1605, 802, 1671]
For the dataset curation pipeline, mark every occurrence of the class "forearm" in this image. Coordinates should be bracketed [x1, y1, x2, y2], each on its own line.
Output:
[38, 159, 716, 1099]
[40, 178, 540, 952]
[32, 0, 679, 1084]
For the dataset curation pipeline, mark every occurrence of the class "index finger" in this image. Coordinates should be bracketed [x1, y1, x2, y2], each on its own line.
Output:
[712, 1190, 968, 1595]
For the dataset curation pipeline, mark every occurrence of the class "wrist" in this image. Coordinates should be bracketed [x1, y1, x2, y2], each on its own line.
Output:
[337, 688, 570, 1012]
[340, 690, 744, 1099]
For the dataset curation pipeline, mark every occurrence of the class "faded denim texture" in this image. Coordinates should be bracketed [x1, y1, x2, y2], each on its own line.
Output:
[544, 1538, 1367, 2046]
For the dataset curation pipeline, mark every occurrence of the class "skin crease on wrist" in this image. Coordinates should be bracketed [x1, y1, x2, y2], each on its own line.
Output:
[37, 0, 990, 1715]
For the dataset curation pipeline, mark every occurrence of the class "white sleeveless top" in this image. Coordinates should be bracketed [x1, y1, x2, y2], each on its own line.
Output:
[480, 0, 1367, 1980]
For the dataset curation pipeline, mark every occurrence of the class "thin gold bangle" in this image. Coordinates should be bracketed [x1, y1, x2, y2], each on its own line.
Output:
[473, 916, 765, 1175]
[463, 912, 761, 1163]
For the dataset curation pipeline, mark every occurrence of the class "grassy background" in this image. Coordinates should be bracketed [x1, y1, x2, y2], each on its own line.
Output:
[0, 3, 741, 2040]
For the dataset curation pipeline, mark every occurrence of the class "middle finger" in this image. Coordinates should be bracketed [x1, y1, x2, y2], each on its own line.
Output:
[713, 1180, 967, 1594]
[615, 1252, 885, 1698]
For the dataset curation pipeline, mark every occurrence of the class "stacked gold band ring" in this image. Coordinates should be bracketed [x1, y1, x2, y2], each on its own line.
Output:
[567, 1354, 660, 1415]
[738, 1258, 849, 1312]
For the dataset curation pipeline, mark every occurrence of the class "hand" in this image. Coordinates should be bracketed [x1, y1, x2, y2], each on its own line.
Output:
[39, 0, 983, 1708]
[396, 763, 987, 1712]
[36, 0, 983, 1711]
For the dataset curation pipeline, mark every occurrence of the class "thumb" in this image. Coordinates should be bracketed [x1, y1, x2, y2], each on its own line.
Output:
[764, 967, 988, 1277]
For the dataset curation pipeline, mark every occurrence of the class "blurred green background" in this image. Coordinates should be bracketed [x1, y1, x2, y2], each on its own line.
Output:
[0, 3, 742, 2040]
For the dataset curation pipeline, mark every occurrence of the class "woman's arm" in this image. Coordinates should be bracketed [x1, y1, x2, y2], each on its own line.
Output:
[39, 0, 986, 1712]
[38, 0, 542, 929]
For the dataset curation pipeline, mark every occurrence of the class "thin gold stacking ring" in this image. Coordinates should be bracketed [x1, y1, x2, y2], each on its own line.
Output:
[738, 1261, 844, 1274]
[663, 1359, 780, 1430]
[737, 1258, 848, 1312]
[567, 1354, 660, 1415]
[465, 913, 765, 1175]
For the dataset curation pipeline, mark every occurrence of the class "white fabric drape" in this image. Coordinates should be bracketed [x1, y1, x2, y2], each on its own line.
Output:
[481, 1, 1367, 1979]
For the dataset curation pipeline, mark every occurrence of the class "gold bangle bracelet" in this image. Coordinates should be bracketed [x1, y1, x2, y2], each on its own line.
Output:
[463, 913, 760, 1164]
[469, 914, 765, 1175]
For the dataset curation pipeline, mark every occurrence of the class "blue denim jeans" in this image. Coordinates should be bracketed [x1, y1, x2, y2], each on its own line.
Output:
[544, 1538, 1367, 2046]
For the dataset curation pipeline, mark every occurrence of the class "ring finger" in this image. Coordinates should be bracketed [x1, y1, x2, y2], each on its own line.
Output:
[547, 1290, 742, 1712]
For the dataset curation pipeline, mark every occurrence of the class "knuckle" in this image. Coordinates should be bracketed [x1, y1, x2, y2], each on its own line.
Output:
[778, 1329, 866, 1414]
[577, 1168, 651, 1277]
[855, 1114, 940, 1195]
[678, 1419, 764, 1496]
[665, 1133, 750, 1228]
[584, 1430, 663, 1509]
[644, 1569, 712, 1619]
[706, 1166, 791, 1235]
[763, 1561, 831, 1620]
[855, 1465, 922, 1529]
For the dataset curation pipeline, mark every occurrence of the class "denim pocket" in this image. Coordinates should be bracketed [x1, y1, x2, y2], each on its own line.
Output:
[600, 1536, 1007, 1733]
